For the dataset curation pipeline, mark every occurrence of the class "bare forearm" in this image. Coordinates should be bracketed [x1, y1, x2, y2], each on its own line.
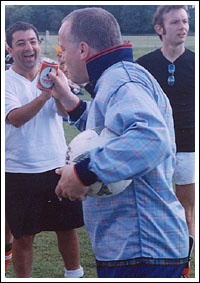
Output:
[7, 92, 51, 127]
[54, 98, 68, 117]
[58, 91, 80, 112]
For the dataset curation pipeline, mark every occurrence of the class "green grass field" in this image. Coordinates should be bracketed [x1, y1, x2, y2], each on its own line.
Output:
[40, 34, 195, 61]
[5, 35, 196, 279]
[6, 227, 196, 278]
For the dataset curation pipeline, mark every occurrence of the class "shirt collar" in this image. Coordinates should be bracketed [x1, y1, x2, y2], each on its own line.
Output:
[85, 44, 134, 97]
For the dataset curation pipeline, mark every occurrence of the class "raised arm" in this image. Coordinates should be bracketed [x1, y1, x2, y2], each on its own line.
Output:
[7, 91, 52, 128]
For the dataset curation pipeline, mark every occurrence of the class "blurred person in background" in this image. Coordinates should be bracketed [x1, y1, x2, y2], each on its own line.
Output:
[56, 44, 84, 95]
[5, 217, 13, 276]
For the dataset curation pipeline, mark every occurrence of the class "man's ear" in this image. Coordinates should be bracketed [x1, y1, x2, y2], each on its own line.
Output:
[79, 42, 90, 60]
[7, 46, 13, 57]
[154, 24, 163, 36]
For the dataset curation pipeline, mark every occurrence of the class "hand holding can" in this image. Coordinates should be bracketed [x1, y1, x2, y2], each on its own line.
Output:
[37, 58, 58, 91]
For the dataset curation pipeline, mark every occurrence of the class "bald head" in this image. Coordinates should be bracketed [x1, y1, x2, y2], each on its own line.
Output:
[60, 7, 122, 52]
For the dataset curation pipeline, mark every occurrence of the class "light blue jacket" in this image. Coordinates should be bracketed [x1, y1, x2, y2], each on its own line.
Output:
[70, 45, 189, 263]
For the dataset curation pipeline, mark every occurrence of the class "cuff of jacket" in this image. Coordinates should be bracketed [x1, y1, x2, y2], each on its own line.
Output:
[74, 158, 98, 186]
[67, 99, 87, 122]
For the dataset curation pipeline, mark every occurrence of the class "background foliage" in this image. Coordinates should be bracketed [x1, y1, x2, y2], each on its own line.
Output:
[5, 4, 195, 35]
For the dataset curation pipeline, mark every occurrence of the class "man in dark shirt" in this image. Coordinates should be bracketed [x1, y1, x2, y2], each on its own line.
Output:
[137, 6, 195, 277]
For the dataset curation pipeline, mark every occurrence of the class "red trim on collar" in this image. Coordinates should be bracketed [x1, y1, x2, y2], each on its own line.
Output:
[86, 44, 132, 64]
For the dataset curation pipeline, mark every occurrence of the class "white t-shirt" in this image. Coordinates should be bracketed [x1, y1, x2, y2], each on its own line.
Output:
[5, 67, 67, 173]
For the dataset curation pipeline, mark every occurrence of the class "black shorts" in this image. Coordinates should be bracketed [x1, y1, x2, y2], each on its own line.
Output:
[5, 169, 84, 239]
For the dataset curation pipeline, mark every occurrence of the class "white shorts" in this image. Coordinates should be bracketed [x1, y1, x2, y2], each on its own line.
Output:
[173, 152, 195, 185]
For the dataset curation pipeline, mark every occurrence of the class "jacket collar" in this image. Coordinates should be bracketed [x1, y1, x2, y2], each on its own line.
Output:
[85, 44, 134, 97]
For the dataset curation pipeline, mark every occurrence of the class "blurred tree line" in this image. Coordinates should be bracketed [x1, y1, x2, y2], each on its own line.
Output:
[5, 4, 195, 35]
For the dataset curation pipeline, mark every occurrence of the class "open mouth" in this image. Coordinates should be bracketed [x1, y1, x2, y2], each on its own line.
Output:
[24, 54, 35, 59]
[177, 32, 186, 37]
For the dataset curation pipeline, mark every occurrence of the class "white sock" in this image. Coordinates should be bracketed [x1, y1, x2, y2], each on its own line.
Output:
[64, 266, 84, 278]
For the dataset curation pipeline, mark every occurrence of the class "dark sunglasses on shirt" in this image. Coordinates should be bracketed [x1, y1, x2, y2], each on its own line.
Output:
[168, 63, 175, 86]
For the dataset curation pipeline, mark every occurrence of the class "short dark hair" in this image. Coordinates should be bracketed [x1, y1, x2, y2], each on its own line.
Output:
[6, 21, 40, 48]
[62, 7, 121, 52]
[153, 5, 189, 40]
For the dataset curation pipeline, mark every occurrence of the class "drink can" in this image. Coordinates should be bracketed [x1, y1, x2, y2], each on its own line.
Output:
[37, 58, 58, 91]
